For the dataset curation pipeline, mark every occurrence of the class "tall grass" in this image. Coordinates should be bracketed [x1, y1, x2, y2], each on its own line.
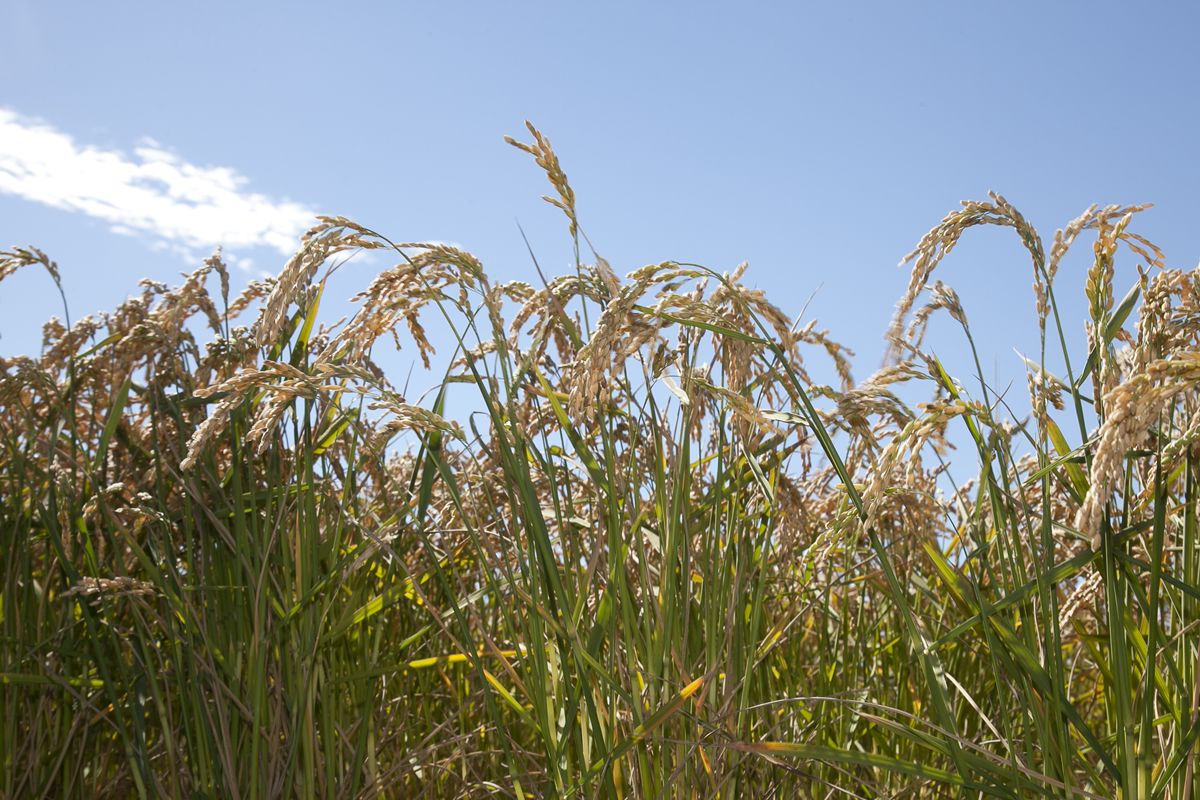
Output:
[2, 124, 1199, 798]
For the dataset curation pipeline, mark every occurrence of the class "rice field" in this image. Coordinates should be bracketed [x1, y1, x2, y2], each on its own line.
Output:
[2, 123, 1199, 798]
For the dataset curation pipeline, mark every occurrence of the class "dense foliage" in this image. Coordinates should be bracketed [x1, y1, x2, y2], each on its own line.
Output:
[3, 125, 1199, 798]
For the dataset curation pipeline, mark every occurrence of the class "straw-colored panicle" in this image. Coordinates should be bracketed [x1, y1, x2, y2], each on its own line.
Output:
[875, 464, 951, 564]
[797, 490, 861, 576]
[0, 246, 61, 287]
[824, 364, 919, 447]
[710, 263, 800, 355]
[1025, 363, 1065, 431]
[568, 262, 692, 421]
[861, 399, 971, 533]
[255, 217, 387, 349]
[771, 470, 819, 542]
[1083, 219, 1132, 406]
[653, 293, 753, 392]
[37, 313, 94, 366]
[793, 320, 855, 392]
[227, 277, 277, 320]
[1058, 569, 1104, 632]
[505, 122, 578, 238]
[183, 352, 436, 469]
[156, 259, 225, 338]
[487, 278, 537, 358]
[0, 356, 57, 406]
[1084, 216, 1122, 325]
[205, 248, 231, 308]
[512, 393, 563, 441]
[242, 361, 330, 455]
[200, 326, 257, 376]
[1064, 204, 1162, 381]
[80, 481, 131, 523]
[63, 576, 157, 600]
[85, 259, 245, 395]
[481, 284, 509, 349]
[700, 262, 816, 398]
[180, 363, 294, 470]
[451, 339, 499, 372]
[992, 193, 1051, 338]
[1074, 353, 1200, 548]
[1046, 203, 1156, 293]
[105, 282, 157, 340]
[593, 255, 621, 298]
[511, 274, 604, 368]
[108, 494, 169, 537]
[367, 398, 463, 453]
[1136, 268, 1189, 369]
[1084, 322, 1118, 409]
[499, 279, 536, 306]
[689, 376, 778, 439]
[329, 243, 484, 368]
[1048, 206, 1099, 282]
[1163, 406, 1200, 468]
[706, 261, 849, 398]
[889, 193, 1044, 361]
[904, 281, 968, 352]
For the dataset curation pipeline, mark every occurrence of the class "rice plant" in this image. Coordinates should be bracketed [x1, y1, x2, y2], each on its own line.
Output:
[1, 122, 1198, 798]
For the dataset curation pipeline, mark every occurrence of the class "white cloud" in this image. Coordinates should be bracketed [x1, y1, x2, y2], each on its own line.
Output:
[0, 107, 318, 261]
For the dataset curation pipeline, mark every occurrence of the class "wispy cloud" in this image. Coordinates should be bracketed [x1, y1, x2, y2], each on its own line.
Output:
[0, 107, 317, 261]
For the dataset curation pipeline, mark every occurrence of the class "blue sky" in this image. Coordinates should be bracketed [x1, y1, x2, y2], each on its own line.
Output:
[2, 2, 1198, 406]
